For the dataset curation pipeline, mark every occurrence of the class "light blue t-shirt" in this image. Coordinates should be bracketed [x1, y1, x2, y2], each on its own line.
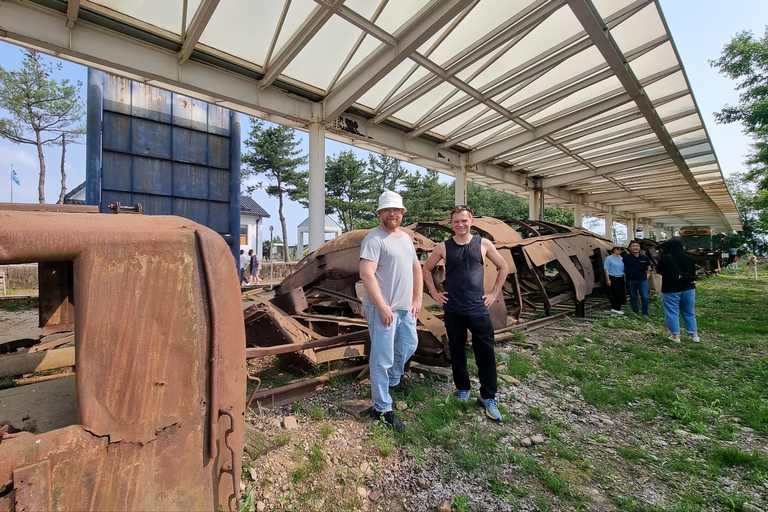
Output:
[360, 227, 417, 311]
[603, 255, 625, 277]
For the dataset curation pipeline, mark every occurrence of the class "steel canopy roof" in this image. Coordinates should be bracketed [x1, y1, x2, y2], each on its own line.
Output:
[1, 0, 741, 232]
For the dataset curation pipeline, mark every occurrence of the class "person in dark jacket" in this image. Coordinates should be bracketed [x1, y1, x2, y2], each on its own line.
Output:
[656, 238, 699, 343]
[623, 240, 651, 315]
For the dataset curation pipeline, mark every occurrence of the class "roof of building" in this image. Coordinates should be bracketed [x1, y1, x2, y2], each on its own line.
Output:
[4, 0, 741, 232]
[297, 215, 341, 229]
[241, 196, 270, 218]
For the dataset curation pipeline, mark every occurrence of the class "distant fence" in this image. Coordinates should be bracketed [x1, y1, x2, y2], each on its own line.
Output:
[0, 265, 38, 290]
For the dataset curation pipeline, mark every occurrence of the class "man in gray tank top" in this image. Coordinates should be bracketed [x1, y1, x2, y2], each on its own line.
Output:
[360, 190, 423, 431]
[423, 205, 509, 421]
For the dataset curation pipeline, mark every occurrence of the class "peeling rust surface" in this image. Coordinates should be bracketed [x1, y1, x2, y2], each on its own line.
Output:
[0, 208, 245, 511]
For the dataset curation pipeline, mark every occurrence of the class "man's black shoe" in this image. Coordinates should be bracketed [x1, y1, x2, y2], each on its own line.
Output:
[389, 381, 413, 395]
[370, 409, 406, 432]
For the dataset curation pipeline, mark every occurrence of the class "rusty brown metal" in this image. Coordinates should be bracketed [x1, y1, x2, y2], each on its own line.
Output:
[244, 216, 613, 375]
[0, 207, 245, 512]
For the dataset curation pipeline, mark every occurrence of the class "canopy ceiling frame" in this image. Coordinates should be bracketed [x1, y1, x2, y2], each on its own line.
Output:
[0, 0, 741, 246]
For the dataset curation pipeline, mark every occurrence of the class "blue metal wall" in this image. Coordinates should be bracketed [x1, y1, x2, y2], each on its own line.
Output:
[86, 70, 240, 256]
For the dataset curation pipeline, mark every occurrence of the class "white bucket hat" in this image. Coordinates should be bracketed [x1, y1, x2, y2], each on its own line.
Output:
[375, 190, 407, 213]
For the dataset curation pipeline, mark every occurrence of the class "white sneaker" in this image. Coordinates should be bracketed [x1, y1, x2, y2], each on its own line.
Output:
[610, 309, 624, 315]
[691, 335, 701, 343]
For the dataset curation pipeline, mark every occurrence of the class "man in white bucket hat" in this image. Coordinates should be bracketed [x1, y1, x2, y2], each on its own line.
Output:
[359, 190, 422, 431]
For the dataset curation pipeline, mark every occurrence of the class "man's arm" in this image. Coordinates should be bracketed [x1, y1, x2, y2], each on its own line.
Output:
[422, 243, 448, 305]
[410, 258, 423, 318]
[481, 239, 510, 308]
[359, 258, 393, 327]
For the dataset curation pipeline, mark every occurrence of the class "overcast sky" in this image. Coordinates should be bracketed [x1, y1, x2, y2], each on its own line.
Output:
[1, 1, 766, 243]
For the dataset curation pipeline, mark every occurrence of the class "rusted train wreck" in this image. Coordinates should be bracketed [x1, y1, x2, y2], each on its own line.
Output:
[245, 217, 615, 370]
[0, 206, 245, 512]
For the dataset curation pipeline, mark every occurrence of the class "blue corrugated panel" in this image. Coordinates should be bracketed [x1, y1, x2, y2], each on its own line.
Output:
[133, 157, 173, 196]
[173, 127, 208, 165]
[173, 163, 210, 199]
[86, 70, 241, 258]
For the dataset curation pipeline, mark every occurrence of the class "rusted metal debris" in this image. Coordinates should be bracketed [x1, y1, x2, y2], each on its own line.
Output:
[246, 217, 615, 373]
[0, 205, 245, 512]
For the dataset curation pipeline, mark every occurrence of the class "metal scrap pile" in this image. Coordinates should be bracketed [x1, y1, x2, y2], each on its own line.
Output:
[245, 217, 615, 369]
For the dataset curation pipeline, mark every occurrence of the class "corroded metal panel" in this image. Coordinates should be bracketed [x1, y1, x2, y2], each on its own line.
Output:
[38, 261, 74, 335]
[0, 208, 245, 511]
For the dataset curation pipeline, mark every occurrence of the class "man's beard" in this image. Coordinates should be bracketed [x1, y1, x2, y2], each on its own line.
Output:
[382, 217, 402, 230]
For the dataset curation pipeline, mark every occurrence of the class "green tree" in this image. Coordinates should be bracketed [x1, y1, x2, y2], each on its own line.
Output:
[465, 182, 573, 224]
[0, 50, 85, 203]
[711, 28, 768, 188]
[543, 205, 575, 226]
[725, 172, 768, 255]
[368, 154, 411, 192]
[325, 150, 377, 231]
[466, 182, 529, 218]
[400, 169, 453, 222]
[242, 119, 307, 261]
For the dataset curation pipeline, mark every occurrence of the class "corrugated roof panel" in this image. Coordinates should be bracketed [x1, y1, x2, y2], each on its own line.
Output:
[628, 44, 680, 83]
[3, 0, 741, 232]
[198, 1, 279, 66]
[90, 0, 184, 35]
[525, 76, 623, 125]
[654, 96, 696, 118]
[609, 3, 666, 56]
[470, 6, 581, 91]
[643, 72, 689, 102]
[283, 16, 368, 90]
[591, 0, 641, 19]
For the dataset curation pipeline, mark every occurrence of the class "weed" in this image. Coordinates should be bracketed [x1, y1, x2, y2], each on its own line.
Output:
[369, 428, 394, 457]
[308, 405, 325, 420]
[320, 422, 334, 439]
[237, 485, 254, 512]
[275, 432, 291, 447]
[616, 444, 649, 462]
[506, 352, 535, 379]
[449, 494, 470, 511]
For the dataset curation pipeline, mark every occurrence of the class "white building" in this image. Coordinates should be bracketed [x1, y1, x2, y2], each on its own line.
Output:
[240, 196, 270, 259]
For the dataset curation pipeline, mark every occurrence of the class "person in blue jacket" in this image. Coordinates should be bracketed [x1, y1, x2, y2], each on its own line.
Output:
[604, 244, 625, 314]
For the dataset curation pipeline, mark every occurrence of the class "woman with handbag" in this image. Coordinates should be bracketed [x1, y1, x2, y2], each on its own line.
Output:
[656, 238, 699, 343]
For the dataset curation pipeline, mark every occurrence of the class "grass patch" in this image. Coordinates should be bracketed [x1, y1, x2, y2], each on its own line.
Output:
[507, 351, 535, 378]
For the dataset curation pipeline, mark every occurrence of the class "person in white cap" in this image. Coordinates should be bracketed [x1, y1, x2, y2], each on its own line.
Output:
[359, 190, 422, 431]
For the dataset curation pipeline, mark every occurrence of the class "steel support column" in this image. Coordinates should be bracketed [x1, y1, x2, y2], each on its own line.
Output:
[455, 155, 467, 206]
[528, 188, 539, 221]
[308, 113, 326, 253]
[574, 197, 583, 228]
[605, 209, 614, 242]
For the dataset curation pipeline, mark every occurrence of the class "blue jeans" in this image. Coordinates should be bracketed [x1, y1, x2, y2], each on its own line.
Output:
[662, 289, 697, 335]
[363, 306, 418, 413]
[627, 279, 649, 315]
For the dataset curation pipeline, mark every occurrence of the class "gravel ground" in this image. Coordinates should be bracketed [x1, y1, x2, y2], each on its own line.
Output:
[241, 320, 767, 512]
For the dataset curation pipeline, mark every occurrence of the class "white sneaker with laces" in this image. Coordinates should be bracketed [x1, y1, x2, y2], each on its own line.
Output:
[610, 309, 624, 315]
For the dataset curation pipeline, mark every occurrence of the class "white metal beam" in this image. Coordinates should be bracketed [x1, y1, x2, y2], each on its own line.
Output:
[178, 0, 220, 65]
[260, 0, 343, 89]
[65, 0, 80, 29]
[323, 0, 473, 120]
[470, 93, 633, 164]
